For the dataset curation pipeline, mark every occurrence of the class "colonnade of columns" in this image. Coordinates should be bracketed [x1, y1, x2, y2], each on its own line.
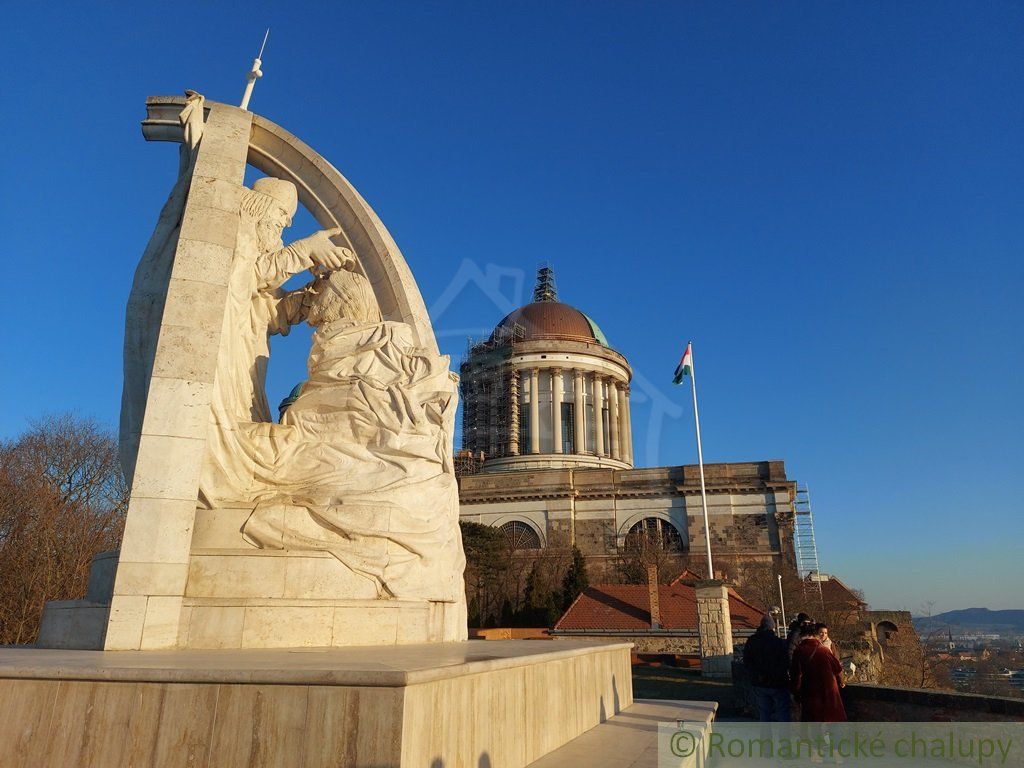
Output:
[506, 366, 633, 464]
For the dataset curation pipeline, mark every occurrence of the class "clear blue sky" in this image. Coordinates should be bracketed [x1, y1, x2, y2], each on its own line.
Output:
[2, 2, 1021, 614]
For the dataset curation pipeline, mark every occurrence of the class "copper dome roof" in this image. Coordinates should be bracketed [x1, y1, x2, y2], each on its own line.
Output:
[489, 267, 611, 346]
[491, 301, 609, 345]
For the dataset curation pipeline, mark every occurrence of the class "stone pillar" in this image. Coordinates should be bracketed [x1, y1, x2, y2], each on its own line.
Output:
[647, 565, 660, 629]
[593, 373, 605, 456]
[461, 379, 475, 452]
[508, 366, 520, 456]
[105, 103, 254, 651]
[488, 384, 499, 457]
[573, 369, 586, 455]
[620, 386, 633, 465]
[695, 580, 734, 679]
[529, 367, 540, 454]
[608, 378, 620, 460]
[551, 368, 563, 454]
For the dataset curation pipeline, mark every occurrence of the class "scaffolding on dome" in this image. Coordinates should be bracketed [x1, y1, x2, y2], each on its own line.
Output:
[454, 449, 486, 479]
[459, 321, 525, 463]
[532, 265, 558, 302]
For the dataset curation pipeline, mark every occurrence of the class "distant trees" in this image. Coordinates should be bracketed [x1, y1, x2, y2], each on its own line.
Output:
[560, 545, 589, 610]
[613, 527, 686, 584]
[0, 415, 127, 644]
[460, 520, 511, 627]
[460, 521, 581, 629]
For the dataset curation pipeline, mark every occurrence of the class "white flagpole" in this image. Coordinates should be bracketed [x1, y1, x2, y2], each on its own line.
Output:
[688, 343, 715, 580]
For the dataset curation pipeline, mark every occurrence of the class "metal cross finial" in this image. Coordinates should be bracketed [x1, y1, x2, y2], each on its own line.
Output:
[240, 28, 270, 111]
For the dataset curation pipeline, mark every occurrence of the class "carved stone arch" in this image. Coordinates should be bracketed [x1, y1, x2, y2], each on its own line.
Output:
[492, 515, 546, 550]
[617, 511, 685, 551]
[142, 96, 436, 352]
[873, 620, 899, 645]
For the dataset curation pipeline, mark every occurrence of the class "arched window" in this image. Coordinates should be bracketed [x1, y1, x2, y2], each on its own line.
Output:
[875, 620, 899, 645]
[499, 521, 542, 550]
[625, 517, 683, 552]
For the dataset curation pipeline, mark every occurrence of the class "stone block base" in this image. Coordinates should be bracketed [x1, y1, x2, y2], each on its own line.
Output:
[179, 597, 464, 648]
[0, 639, 631, 768]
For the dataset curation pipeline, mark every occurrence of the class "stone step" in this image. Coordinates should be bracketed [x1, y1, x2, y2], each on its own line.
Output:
[36, 601, 109, 650]
[178, 596, 457, 648]
[526, 698, 717, 768]
[185, 548, 378, 600]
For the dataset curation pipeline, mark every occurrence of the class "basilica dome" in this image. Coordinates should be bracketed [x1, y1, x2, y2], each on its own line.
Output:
[489, 267, 610, 346]
[491, 301, 609, 346]
[461, 266, 633, 473]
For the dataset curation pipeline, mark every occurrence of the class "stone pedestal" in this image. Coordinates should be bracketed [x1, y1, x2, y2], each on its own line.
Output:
[695, 579, 734, 679]
[0, 639, 631, 768]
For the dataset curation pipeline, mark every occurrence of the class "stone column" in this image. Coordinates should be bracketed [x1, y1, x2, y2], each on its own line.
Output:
[461, 379, 475, 453]
[508, 366, 520, 456]
[695, 580, 734, 679]
[620, 386, 633, 465]
[488, 384, 499, 457]
[608, 378, 620, 460]
[551, 368, 564, 454]
[593, 373, 605, 456]
[573, 369, 586, 455]
[529, 367, 540, 454]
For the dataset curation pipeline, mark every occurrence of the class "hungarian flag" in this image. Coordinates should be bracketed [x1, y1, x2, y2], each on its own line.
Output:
[672, 342, 693, 385]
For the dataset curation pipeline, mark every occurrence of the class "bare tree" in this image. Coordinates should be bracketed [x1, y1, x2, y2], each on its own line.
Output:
[612, 528, 687, 584]
[0, 414, 127, 644]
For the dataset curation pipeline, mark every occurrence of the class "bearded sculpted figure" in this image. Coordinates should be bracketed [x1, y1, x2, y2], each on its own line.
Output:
[199, 178, 351, 502]
[193, 177, 466, 613]
[240, 267, 465, 604]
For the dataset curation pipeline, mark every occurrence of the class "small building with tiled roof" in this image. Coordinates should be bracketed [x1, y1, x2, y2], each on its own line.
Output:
[809, 572, 868, 612]
[550, 581, 763, 658]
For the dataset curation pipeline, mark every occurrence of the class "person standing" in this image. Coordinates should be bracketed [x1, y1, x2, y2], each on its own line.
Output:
[790, 623, 847, 722]
[788, 612, 813, 658]
[743, 616, 791, 721]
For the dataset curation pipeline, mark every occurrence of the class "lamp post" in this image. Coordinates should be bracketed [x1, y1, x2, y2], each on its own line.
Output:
[777, 574, 787, 634]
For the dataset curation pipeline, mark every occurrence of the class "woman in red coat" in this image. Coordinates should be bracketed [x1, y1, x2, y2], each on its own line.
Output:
[790, 623, 847, 722]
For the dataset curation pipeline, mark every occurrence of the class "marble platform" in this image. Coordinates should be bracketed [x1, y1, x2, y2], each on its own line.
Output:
[0, 639, 633, 767]
[527, 699, 717, 768]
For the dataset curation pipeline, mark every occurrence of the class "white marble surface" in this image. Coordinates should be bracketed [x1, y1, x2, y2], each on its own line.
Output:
[0, 639, 630, 687]
[526, 699, 717, 768]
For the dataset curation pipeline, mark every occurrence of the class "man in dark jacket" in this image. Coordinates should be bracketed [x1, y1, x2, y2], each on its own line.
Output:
[743, 616, 791, 721]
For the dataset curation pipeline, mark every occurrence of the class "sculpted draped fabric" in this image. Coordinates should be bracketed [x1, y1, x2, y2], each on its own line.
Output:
[189, 180, 465, 609]
[238, 318, 465, 602]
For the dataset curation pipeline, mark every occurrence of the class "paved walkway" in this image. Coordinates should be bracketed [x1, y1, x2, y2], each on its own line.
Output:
[527, 699, 717, 768]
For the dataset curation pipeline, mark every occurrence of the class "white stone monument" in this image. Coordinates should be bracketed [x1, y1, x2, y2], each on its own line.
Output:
[0, 93, 711, 768]
[39, 93, 467, 650]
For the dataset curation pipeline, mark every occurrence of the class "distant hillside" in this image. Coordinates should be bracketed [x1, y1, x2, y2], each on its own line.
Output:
[914, 607, 1024, 634]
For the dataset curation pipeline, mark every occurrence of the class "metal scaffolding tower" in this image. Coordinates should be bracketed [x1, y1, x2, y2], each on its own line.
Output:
[794, 485, 823, 603]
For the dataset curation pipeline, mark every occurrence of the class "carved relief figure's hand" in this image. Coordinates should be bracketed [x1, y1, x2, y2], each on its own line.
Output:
[299, 227, 354, 271]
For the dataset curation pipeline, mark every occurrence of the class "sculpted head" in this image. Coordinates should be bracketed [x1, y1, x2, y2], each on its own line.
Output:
[241, 178, 299, 253]
[305, 262, 381, 328]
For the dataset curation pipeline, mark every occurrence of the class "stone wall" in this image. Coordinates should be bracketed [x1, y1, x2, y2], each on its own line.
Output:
[841, 683, 1024, 722]
[459, 461, 798, 580]
[732, 660, 1024, 722]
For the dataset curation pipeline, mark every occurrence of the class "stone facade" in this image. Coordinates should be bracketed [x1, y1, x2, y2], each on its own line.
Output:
[458, 460, 798, 580]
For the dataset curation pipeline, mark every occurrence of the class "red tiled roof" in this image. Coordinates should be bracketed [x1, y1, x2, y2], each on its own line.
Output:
[812, 575, 867, 609]
[554, 583, 763, 632]
[669, 569, 704, 585]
